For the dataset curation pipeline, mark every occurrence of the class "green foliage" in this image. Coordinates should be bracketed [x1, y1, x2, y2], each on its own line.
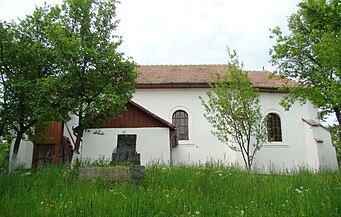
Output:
[0, 136, 11, 170]
[200, 49, 268, 170]
[0, 165, 340, 216]
[80, 156, 112, 167]
[270, 0, 341, 165]
[269, 0, 341, 124]
[0, 5, 69, 169]
[0, 6, 65, 132]
[0, 0, 137, 168]
[46, 0, 137, 153]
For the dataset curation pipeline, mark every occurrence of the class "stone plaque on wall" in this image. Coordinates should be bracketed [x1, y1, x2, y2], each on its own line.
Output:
[114, 134, 140, 165]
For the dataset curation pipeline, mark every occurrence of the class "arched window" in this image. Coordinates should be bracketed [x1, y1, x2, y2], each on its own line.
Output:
[172, 110, 189, 140]
[267, 113, 282, 142]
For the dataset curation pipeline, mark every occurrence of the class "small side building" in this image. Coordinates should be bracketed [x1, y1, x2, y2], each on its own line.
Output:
[81, 101, 177, 166]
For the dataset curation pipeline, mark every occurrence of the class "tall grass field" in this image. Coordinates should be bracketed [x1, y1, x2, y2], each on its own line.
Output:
[0, 165, 340, 216]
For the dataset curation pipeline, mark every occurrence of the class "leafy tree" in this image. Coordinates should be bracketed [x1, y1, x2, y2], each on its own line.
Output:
[47, 0, 137, 165]
[200, 49, 268, 170]
[269, 0, 341, 154]
[0, 6, 66, 170]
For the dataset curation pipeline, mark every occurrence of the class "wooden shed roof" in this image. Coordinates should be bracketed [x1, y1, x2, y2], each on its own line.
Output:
[90, 101, 175, 129]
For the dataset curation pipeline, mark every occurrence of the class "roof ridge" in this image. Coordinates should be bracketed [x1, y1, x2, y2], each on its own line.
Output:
[138, 64, 229, 66]
[137, 64, 270, 72]
[248, 70, 271, 73]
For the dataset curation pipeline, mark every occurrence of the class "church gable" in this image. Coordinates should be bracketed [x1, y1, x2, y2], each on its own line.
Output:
[99, 101, 175, 129]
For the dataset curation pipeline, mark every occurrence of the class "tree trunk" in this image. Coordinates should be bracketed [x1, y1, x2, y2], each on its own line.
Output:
[9, 129, 25, 172]
[70, 125, 84, 169]
[334, 108, 341, 165]
[335, 108, 341, 138]
[246, 153, 252, 171]
[239, 146, 250, 171]
[0, 124, 4, 137]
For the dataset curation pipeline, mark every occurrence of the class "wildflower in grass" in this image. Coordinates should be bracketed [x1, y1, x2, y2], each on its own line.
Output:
[240, 210, 245, 216]
[195, 211, 200, 215]
[295, 186, 309, 194]
[295, 188, 303, 194]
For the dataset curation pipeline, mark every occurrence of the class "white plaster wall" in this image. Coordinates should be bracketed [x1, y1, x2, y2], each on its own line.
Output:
[133, 89, 335, 171]
[133, 88, 238, 166]
[312, 126, 338, 170]
[9, 139, 34, 169]
[253, 93, 316, 171]
[303, 122, 320, 170]
[81, 128, 171, 166]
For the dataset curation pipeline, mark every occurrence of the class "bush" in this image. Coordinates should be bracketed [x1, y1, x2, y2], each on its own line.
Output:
[0, 138, 10, 170]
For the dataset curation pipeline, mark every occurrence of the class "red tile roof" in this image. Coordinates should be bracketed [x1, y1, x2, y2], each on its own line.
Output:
[135, 65, 297, 89]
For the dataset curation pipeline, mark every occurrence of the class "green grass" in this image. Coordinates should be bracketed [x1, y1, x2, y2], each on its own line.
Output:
[0, 165, 340, 217]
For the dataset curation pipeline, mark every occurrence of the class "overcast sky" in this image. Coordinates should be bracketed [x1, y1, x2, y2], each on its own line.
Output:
[0, 0, 301, 70]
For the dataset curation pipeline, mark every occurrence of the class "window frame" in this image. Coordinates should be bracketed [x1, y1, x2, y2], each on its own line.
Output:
[172, 110, 189, 141]
[267, 112, 283, 142]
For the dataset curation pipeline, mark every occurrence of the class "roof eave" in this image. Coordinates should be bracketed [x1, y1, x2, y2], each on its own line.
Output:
[135, 83, 289, 93]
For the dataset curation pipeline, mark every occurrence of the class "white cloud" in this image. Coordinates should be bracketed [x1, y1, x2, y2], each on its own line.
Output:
[116, 0, 301, 69]
[0, 0, 302, 70]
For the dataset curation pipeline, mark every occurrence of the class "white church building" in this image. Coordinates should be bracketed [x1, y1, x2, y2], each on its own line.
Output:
[11, 65, 339, 171]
